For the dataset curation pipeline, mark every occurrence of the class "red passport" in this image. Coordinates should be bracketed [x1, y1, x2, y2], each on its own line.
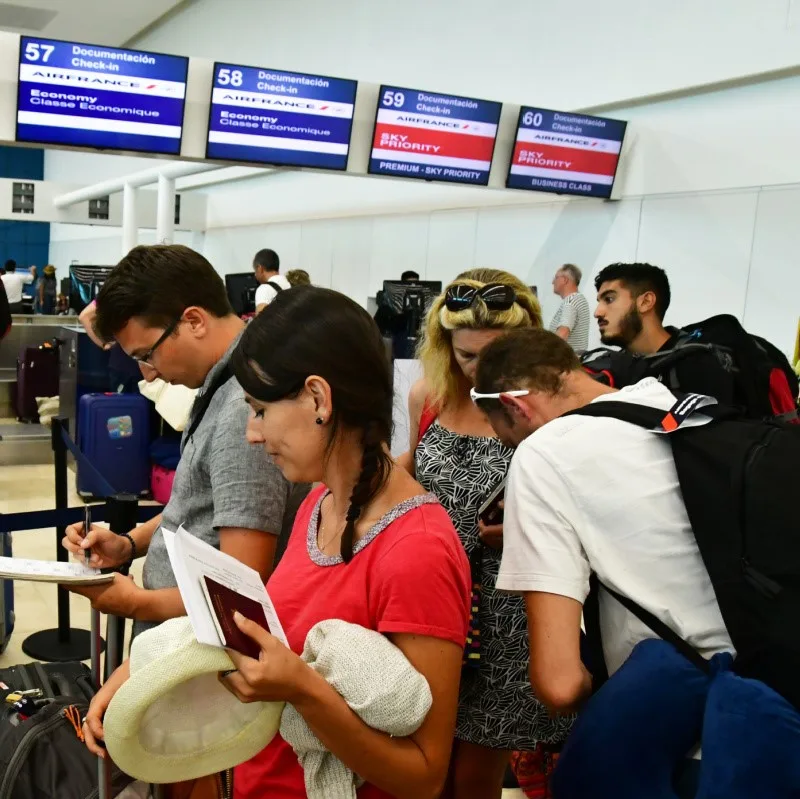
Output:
[201, 575, 270, 660]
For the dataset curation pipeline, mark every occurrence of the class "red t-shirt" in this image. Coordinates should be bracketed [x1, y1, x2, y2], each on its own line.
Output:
[234, 485, 471, 798]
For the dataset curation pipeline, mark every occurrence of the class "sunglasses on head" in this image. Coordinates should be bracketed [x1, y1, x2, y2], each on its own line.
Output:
[444, 283, 517, 313]
[470, 388, 530, 412]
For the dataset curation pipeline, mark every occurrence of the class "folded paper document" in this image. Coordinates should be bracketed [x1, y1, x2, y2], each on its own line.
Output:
[0, 556, 114, 585]
[162, 525, 287, 654]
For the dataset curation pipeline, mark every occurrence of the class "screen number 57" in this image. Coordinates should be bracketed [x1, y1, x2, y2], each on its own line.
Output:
[24, 43, 55, 62]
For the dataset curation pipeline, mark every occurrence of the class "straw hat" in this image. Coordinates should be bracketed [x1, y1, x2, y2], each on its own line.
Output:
[103, 617, 284, 784]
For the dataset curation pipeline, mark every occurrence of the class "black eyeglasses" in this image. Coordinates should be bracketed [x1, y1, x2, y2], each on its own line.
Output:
[444, 283, 517, 313]
[134, 317, 182, 366]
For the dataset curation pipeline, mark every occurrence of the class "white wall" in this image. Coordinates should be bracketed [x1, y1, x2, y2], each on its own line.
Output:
[133, 0, 800, 111]
[29, 0, 800, 362]
[199, 184, 800, 358]
[49, 225, 197, 272]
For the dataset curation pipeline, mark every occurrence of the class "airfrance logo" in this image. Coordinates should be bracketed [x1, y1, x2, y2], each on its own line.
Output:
[31, 70, 174, 92]
[222, 94, 340, 112]
[529, 131, 608, 150]
[397, 114, 461, 130]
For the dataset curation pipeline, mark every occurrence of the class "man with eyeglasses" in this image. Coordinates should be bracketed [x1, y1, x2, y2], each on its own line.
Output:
[63, 244, 304, 637]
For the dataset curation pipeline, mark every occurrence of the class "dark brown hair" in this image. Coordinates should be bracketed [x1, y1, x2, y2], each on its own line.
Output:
[232, 285, 393, 563]
[94, 245, 233, 341]
[475, 328, 581, 399]
[594, 262, 671, 321]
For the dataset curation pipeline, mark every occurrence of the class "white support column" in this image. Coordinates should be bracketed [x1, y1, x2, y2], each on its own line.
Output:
[156, 173, 176, 244]
[121, 183, 138, 257]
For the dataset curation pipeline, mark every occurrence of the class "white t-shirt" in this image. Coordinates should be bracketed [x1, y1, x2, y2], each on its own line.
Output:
[498, 378, 734, 675]
[1, 272, 33, 305]
[255, 274, 291, 308]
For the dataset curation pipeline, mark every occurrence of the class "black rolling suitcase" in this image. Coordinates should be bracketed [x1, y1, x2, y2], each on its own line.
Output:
[15, 344, 60, 423]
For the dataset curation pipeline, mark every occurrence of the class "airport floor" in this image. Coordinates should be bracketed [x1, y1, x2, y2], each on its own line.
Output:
[0, 461, 145, 668]
[0, 459, 526, 798]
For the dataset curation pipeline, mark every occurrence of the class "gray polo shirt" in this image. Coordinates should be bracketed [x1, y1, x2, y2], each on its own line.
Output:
[135, 334, 290, 637]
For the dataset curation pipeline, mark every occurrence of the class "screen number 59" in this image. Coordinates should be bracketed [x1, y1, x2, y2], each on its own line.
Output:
[382, 90, 405, 108]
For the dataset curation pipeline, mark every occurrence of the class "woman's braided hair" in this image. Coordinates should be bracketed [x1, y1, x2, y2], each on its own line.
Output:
[232, 285, 393, 563]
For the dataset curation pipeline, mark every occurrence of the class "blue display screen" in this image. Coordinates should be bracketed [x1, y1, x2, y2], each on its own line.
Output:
[16, 36, 189, 155]
[506, 107, 627, 199]
[206, 62, 357, 170]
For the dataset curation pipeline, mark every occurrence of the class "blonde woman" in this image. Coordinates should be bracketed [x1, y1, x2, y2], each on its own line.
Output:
[285, 268, 311, 286]
[401, 269, 573, 799]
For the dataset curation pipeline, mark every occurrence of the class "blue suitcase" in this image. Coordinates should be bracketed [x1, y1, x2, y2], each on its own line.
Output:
[77, 393, 151, 498]
[0, 532, 13, 654]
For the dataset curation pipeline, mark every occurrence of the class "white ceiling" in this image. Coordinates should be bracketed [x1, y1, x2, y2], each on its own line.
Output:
[0, 0, 185, 47]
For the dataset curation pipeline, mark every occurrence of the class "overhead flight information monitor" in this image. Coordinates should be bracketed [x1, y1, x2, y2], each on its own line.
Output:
[16, 36, 188, 155]
[206, 63, 357, 170]
[507, 107, 627, 198]
[369, 85, 502, 186]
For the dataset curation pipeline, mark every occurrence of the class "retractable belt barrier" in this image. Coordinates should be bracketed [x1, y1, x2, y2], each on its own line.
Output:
[0, 417, 164, 665]
[1, 419, 168, 797]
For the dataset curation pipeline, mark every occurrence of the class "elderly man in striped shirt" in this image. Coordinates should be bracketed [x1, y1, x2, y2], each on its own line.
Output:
[549, 263, 591, 353]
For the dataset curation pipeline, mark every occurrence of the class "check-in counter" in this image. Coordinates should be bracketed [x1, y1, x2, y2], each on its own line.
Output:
[0, 315, 76, 416]
[0, 316, 77, 464]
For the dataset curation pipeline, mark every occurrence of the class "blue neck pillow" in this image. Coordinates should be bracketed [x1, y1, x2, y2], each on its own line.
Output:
[551, 639, 731, 799]
[696, 669, 800, 799]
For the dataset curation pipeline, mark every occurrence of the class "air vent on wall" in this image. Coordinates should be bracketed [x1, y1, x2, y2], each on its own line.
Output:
[0, 3, 58, 31]
[12, 182, 34, 215]
[89, 196, 110, 221]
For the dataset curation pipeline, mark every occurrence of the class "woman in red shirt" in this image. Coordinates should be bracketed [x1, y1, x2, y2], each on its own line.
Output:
[233, 286, 471, 797]
[82, 286, 471, 799]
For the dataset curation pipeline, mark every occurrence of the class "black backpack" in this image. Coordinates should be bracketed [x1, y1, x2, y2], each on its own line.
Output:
[0, 662, 131, 799]
[574, 396, 800, 708]
[581, 314, 799, 420]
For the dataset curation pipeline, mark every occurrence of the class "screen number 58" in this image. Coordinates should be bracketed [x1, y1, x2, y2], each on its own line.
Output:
[217, 68, 243, 87]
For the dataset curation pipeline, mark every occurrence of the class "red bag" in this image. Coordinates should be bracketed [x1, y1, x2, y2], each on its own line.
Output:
[151, 464, 176, 505]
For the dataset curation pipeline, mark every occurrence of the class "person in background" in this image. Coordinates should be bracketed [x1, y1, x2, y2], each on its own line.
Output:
[0, 278, 10, 340]
[78, 299, 142, 393]
[373, 269, 422, 336]
[400, 269, 573, 799]
[473, 328, 734, 798]
[285, 268, 311, 287]
[593, 262, 735, 403]
[549, 264, 590, 354]
[63, 244, 297, 640]
[38, 265, 58, 315]
[1, 260, 36, 314]
[253, 248, 291, 313]
[81, 286, 471, 799]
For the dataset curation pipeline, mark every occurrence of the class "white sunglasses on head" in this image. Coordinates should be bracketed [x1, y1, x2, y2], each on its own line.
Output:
[470, 388, 530, 404]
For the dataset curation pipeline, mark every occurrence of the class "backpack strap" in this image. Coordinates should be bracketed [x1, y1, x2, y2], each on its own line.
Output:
[595, 579, 711, 675]
[417, 400, 438, 445]
[185, 364, 234, 443]
[266, 279, 285, 294]
[568, 394, 731, 432]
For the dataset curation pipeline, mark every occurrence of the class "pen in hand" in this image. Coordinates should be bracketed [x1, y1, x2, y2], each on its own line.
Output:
[84, 506, 92, 568]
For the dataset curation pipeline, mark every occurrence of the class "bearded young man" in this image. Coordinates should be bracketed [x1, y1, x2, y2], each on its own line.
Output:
[593, 262, 734, 404]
